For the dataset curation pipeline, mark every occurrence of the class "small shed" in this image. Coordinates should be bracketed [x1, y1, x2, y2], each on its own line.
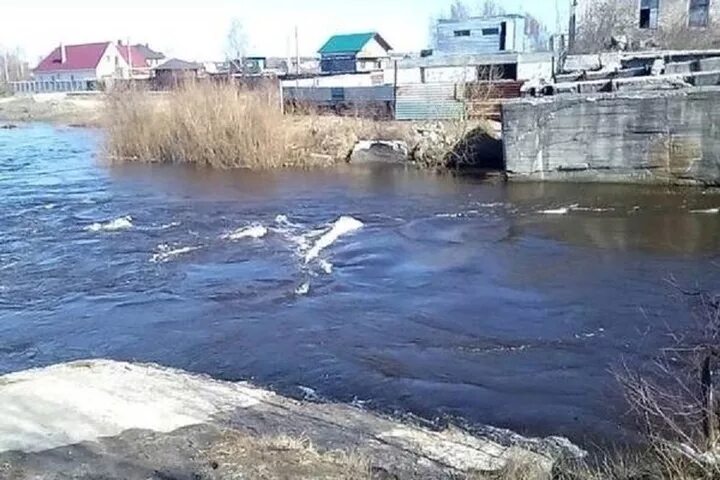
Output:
[318, 32, 392, 74]
[153, 58, 204, 88]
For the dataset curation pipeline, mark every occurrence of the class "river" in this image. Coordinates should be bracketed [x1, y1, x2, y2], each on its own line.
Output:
[1, 124, 719, 446]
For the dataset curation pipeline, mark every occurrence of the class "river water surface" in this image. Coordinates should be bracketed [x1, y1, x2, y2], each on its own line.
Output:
[1, 124, 720, 446]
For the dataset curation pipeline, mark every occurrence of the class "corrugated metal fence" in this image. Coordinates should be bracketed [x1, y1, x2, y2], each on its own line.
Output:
[395, 83, 465, 121]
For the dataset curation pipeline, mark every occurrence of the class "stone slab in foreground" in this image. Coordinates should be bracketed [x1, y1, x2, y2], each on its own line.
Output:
[0, 360, 574, 479]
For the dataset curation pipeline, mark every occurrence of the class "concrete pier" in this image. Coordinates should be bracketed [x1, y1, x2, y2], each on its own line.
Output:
[502, 87, 720, 185]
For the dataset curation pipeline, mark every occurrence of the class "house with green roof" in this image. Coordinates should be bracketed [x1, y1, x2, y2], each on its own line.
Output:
[318, 32, 392, 74]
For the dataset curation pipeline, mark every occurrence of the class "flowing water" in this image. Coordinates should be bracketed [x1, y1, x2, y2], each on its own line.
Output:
[2, 124, 720, 446]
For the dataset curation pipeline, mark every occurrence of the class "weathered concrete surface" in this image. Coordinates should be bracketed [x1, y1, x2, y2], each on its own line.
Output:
[0, 360, 573, 479]
[502, 87, 720, 185]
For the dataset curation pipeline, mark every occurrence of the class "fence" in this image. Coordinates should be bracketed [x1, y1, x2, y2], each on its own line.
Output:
[395, 80, 523, 121]
[9, 80, 97, 94]
[282, 85, 394, 118]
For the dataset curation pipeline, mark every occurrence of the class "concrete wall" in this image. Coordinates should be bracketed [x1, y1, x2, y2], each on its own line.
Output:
[502, 88, 720, 185]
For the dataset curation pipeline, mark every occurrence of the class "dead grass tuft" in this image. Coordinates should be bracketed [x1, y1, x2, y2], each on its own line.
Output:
[203, 429, 372, 480]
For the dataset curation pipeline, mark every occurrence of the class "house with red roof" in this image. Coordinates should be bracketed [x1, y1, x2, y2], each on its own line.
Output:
[33, 41, 151, 88]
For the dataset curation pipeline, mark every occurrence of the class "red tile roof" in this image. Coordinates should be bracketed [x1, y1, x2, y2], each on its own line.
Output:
[117, 45, 149, 69]
[35, 42, 110, 72]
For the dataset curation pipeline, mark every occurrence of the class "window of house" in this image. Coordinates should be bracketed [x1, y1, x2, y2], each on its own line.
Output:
[453, 30, 471, 37]
[639, 0, 659, 29]
[689, 0, 710, 27]
[482, 28, 500, 35]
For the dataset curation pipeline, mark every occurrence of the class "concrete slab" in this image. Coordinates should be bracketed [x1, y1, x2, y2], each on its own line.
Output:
[0, 360, 572, 479]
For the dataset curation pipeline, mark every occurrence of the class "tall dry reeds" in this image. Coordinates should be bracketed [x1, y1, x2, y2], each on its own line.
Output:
[105, 82, 418, 169]
[106, 82, 292, 168]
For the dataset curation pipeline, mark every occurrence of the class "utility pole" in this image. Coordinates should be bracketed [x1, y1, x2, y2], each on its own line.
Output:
[295, 26, 301, 90]
[568, 0, 577, 53]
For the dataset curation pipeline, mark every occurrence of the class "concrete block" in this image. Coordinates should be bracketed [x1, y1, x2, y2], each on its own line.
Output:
[665, 61, 695, 75]
[690, 71, 720, 86]
[698, 57, 720, 72]
[501, 88, 720, 185]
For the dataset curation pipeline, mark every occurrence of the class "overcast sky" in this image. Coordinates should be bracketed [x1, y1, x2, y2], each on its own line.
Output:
[1, 0, 569, 63]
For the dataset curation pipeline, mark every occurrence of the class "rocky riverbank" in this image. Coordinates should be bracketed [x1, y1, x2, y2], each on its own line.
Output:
[0, 360, 581, 480]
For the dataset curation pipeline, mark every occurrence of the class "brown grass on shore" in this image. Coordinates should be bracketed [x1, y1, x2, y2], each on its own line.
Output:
[203, 429, 372, 480]
[105, 82, 416, 169]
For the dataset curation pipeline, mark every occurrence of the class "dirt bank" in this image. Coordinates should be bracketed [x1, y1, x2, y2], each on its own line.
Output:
[0, 93, 104, 126]
[0, 360, 578, 480]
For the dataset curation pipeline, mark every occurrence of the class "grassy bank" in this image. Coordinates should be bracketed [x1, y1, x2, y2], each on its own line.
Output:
[0, 93, 104, 126]
[104, 82, 496, 170]
[105, 82, 419, 168]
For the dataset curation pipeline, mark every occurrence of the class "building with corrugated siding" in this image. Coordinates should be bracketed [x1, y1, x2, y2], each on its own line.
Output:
[434, 15, 539, 56]
[318, 32, 392, 74]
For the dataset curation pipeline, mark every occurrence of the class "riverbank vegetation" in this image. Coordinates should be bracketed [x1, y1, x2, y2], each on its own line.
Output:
[104, 82, 411, 168]
[104, 82, 495, 170]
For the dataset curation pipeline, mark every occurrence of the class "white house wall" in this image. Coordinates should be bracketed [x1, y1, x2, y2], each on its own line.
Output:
[424, 66, 478, 83]
[357, 38, 389, 59]
[96, 43, 131, 80]
[281, 72, 382, 88]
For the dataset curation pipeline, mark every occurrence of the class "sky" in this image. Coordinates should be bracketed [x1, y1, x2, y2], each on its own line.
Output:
[1, 0, 570, 63]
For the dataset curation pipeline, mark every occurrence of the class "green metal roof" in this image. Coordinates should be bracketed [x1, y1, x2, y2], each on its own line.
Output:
[318, 32, 380, 54]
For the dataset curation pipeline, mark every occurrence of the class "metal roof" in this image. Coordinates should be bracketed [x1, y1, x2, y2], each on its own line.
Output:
[318, 32, 391, 55]
[133, 44, 165, 61]
[154, 58, 203, 71]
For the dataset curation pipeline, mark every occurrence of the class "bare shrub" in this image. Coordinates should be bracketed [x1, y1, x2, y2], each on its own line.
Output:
[608, 281, 720, 479]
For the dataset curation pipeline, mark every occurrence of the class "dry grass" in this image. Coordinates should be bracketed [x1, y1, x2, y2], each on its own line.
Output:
[106, 82, 291, 168]
[203, 429, 372, 480]
[105, 82, 416, 169]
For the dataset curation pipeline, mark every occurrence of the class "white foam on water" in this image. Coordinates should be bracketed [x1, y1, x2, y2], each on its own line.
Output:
[85, 216, 133, 232]
[295, 282, 310, 296]
[43, 203, 56, 210]
[159, 221, 181, 230]
[572, 207, 615, 213]
[574, 328, 606, 340]
[304, 216, 364, 264]
[319, 259, 333, 275]
[150, 244, 201, 264]
[691, 208, 720, 214]
[539, 207, 570, 215]
[222, 224, 268, 241]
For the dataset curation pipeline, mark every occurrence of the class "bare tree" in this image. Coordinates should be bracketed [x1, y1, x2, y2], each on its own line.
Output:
[574, 0, 720, 53]
[479, 0, 505, 17]
[224, 18, 248, 71]
[573, 0, 637, 53]
[449, 0, 471, 20]
[0, 47, 29, 88]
